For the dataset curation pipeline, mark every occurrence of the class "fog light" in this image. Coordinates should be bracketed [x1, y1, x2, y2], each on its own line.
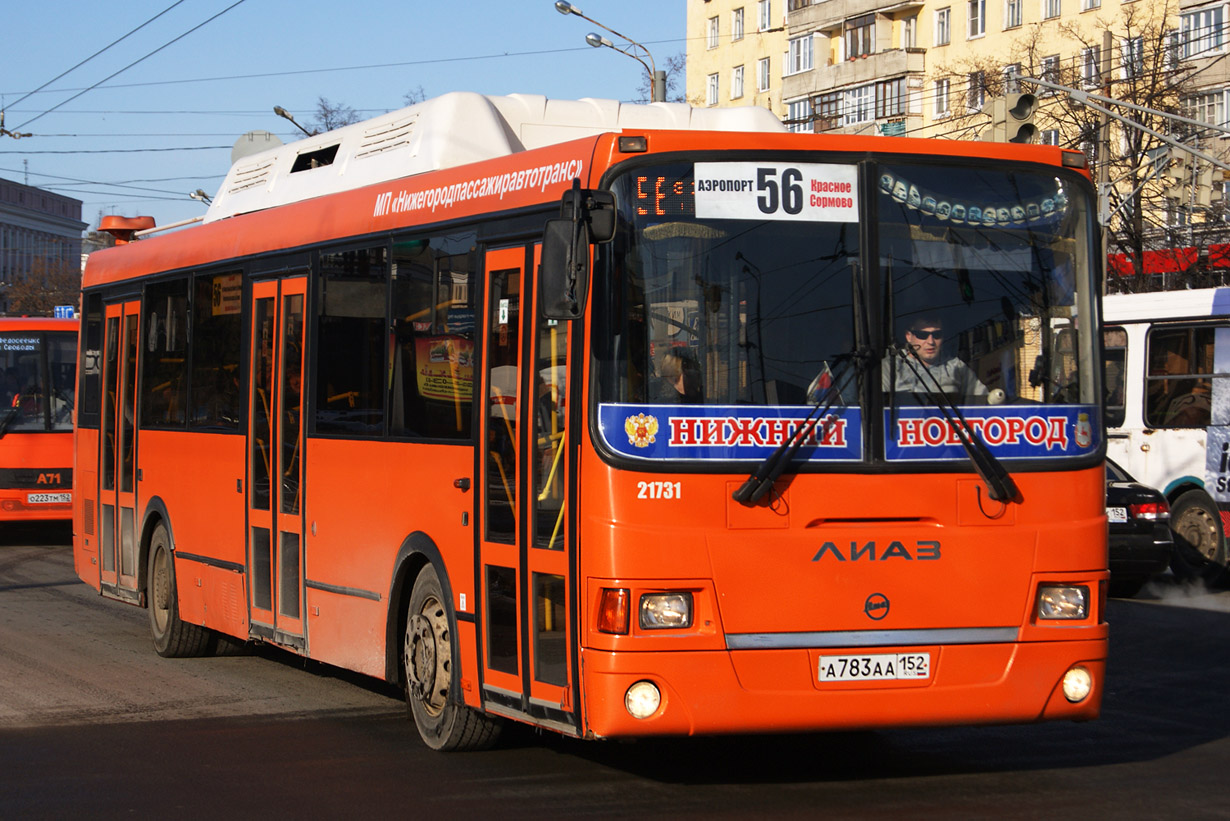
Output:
[640, 592, 693, 629]
[1062, 665, 1093, 703]
[1037, 585, 1089, 620]
[625, 680, 661, 719]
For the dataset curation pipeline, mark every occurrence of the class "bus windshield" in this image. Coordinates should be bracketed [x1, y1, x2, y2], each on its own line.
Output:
[594, 157, 1099, 465]
[1, 331, 75, 433]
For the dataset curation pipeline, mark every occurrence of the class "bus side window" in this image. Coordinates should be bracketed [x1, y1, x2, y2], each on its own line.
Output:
[315, 246, 388, 436]
[1103, 326, 1127, 428]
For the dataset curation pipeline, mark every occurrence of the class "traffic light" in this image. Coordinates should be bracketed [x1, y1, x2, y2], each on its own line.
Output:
[982, 93, 1038, 143]
[1163, 147, 1193, 201]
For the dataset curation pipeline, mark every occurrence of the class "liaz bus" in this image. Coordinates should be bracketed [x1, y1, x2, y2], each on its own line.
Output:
[73, 91, 1107, 750]
[1, 316, 76, 522]
[1103, 286, 1230, 581]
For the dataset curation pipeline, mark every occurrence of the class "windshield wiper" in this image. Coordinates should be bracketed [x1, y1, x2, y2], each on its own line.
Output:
[732, 348, 872, 506]
[890, 346, 1020, 503]
[0, 396, 20, 438]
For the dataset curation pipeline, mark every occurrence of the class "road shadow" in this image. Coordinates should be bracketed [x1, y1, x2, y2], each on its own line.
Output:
[0, 521, 71, 547]
[540, 593, 1230, 785]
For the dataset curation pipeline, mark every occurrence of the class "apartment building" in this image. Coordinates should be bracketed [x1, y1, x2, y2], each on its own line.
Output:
[686, 0, 790, 116]
[0, 179, 84, 315]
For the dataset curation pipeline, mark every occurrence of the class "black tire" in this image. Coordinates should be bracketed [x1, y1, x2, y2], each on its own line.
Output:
[404, 564, 501, 751]
[147, 523, 215, 658]
[1168, 490, 1228, 584]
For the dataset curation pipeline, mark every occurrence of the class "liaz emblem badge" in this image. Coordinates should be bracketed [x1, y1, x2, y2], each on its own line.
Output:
[624, 413, 659, 448]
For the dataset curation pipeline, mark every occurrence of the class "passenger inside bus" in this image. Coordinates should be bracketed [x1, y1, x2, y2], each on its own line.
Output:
[657, 348, 702, 403]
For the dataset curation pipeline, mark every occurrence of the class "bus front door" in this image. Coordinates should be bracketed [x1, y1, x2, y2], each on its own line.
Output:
[246, 277, 307, 647]
[478, 244, 577, 733]
[99, 300, 140, 600]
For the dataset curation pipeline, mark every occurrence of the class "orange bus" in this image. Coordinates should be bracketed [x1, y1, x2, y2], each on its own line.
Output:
[73, 92, 1108, 750]
[1, 316, 76, 522]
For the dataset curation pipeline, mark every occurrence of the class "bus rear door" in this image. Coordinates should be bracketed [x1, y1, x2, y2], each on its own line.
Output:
[478, 244, 577, 733]
[99, 300, 140, 601]
[246, 276, 307, 647]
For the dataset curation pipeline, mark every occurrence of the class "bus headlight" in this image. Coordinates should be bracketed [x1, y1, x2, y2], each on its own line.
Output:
[639, 592, 693, 629]
[1037, 585, 1089, 620]
[625, 681, 661, 719]
[1062, 665, 1093, 703]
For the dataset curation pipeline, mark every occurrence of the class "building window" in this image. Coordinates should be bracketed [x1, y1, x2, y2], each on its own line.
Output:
[1082, 0, 1099, 10]
[1082, 46, 1102, 87]
[1041, 54, 1060, 94]
[759, 0, 772, 31]
[816, 92, 841, 129]
[1004, 0, 1022, 29]
[1004, 64, 1021, 92]
[846, 14, 875, 59]
[1182, 8, 1224, 59]
[902, 15, 917, 47]
[1040, 129, 1060, 145]
[1043, 0, 1060, 20]
[877, 78, 906, 118]
[758, 57, 771, 91]
[708, 16, 720, 49]
[1185, 89, 1227, 128]
[935, 78, 951, 117]
[844, 85, 875, 125]
[787, 98, 813, 132]
[968, 0, 986, 38]
[1122, 37, 1144, 79]
[732, 65, 745, 99]
[935, 8, 951, 45]
[733, 8, 745, 40]
[787, 34, 814, 74]
[968, 71, 987, 110]
[707, 73, 719, 106]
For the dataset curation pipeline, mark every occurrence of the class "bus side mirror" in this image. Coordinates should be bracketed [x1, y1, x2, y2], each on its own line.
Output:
[540, 184, 616, 321]
[541, 217, 589, 320]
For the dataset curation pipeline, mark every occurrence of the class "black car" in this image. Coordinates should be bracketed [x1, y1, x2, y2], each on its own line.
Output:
[1106, 458, 1174, 597]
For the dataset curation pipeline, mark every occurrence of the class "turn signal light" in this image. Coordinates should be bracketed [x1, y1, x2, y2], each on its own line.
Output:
[597, 588, 630, 634]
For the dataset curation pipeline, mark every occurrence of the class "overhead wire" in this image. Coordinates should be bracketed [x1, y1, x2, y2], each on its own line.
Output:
[12, 0, 251, 132]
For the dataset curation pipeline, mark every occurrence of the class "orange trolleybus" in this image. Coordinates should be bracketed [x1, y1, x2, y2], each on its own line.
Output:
[73, 92, 1107, 750]
[1, 316, 76, 522]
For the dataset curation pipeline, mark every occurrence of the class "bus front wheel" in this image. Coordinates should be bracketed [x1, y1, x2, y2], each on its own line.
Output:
[1169, 490, 1227, 584]
[147, 523, 214, 658]
[404, 564, 501, 751]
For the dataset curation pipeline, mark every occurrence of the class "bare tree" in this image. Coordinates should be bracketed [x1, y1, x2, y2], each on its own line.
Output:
[5, 256, 81, 316]
[930, 2, 1230, 292]
[636, 52, 688, 104]
[308, 96, 361, 133]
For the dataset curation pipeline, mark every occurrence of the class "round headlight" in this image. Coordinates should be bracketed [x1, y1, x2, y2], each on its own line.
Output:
[624, 680, 662, 719]
[1062, 665, 1093, 703]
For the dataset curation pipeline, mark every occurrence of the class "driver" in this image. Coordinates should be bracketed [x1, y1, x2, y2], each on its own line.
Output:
[885, 317, 989, 401]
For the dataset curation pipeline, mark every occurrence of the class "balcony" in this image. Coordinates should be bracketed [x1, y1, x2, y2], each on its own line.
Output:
[783, 48, 925, 101]
[788, 0, 925, 34]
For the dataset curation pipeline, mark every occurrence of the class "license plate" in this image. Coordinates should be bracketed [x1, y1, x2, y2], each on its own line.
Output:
[818, 653, 931, 682]
[27, 492, 71, 504]
[1106, 506, 1128, 523]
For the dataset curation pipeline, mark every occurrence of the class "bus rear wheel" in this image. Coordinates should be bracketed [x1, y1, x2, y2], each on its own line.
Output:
[1169, 490, 1228, 584]
[147, 523, 214, 657]
[404, 564, 501, 751]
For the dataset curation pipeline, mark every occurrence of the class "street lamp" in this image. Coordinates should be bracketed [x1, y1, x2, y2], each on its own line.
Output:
[554, 1, 667, 102]
[273, 105, 315, 137]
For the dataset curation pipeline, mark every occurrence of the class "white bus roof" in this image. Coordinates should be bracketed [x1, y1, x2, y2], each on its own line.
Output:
[1102, 287, 1230, 323]
[205, 91, 786, 224]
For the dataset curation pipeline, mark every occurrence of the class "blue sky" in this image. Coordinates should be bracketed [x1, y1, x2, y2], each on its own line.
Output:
[1, 0, 687, 229]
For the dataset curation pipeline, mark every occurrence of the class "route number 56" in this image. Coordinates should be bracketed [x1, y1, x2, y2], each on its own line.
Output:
[757, 167, 804, 216]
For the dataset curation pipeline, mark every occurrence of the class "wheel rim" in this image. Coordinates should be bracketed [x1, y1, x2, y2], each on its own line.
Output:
[1175, 505, 1221, 563]
[151, 546, 170, 633]
[405, 595, 450, 717]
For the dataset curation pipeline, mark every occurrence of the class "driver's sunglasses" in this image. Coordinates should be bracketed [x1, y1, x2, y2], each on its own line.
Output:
[910, 329, 942, 340]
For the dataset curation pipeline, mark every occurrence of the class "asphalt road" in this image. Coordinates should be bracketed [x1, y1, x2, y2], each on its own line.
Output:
[3, 524, 1229, 819]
